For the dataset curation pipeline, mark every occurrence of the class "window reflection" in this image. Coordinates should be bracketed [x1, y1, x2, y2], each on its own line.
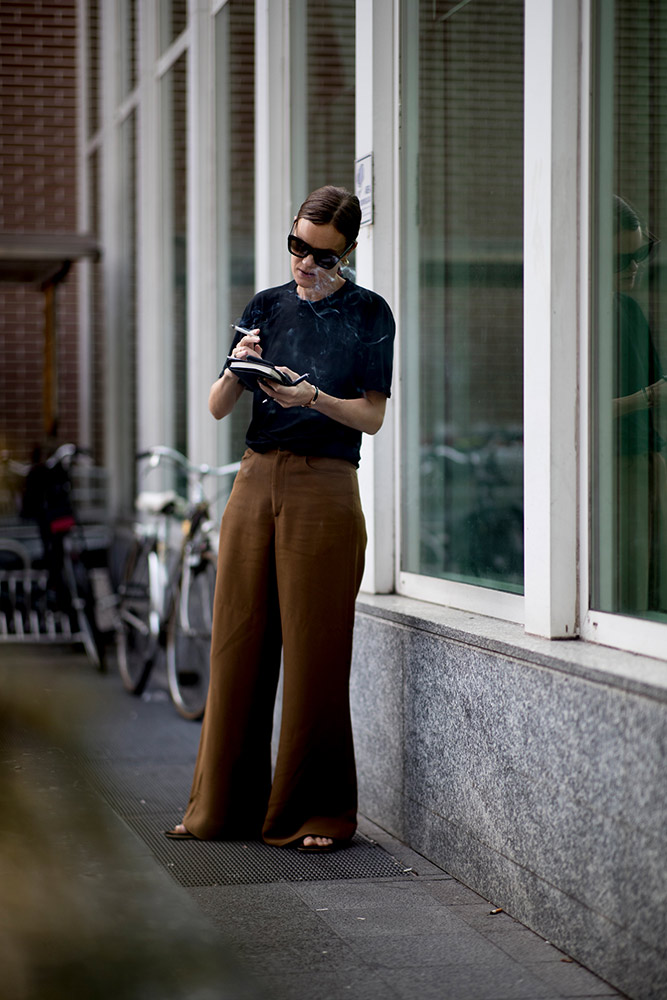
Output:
[215, 0, 255, 463]
[599, 198, 666, 614]
[120, 0, 138, 99]
[86, 0, 100, 138]
[159, 0, 187, 52]
[161, 53, 188, 458]
[89, 149, 105, 464]
[401, 0, 524, 593]
[120, 111, 138, 487]
[592, 1, 667, 620]
[289, 0, 355, 226]
[302, 0, 355, 193]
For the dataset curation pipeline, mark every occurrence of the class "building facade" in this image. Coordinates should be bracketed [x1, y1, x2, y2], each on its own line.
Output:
[0, 1, 80, 456]
[38, 1, 667, 996]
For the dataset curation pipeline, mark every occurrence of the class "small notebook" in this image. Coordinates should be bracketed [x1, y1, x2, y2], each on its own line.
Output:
[227, 355, 309, 391]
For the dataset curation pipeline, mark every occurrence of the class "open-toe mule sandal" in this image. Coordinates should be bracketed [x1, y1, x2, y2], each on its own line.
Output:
[164, 827, 196, 840]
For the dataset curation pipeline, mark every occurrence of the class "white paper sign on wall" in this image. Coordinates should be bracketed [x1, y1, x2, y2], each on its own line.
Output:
[355, 153, 373, 227]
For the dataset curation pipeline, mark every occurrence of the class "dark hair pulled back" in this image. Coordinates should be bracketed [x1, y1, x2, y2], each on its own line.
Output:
[614, 194, 642, 235]
[296, 185, 361, 246]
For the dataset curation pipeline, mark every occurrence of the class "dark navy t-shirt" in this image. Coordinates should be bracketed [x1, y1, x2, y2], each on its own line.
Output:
[615, 292, 665, 456]
[228, 280, 395, 466]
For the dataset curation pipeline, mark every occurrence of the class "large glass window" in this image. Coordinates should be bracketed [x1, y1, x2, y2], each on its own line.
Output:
[290, 0, 355, 204]
[88, 148, 105, 464]
[591, 0, 667, 621]
[119, 0, 138, 99]
[215, 0, 255, 463]
[159, 0, 187, 52]
[86, 0, 100, 139]
[120, 110, 138, 481]
[161, 53, 188, 456]
[401, 0, 524, 594]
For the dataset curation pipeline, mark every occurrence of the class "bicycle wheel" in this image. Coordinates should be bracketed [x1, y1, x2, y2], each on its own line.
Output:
[115, 543, 156, 694]
[166, 553, 216, 720]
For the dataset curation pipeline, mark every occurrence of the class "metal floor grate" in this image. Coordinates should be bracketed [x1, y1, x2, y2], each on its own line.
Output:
[131, 815, 408, 887]
[81, 758, 409, 887]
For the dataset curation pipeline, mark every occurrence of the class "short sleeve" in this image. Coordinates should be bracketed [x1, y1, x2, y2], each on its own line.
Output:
[358, 294, 395, 397]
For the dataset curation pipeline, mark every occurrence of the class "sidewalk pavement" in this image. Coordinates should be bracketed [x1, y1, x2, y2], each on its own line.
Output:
[0, 644, 627, 1000]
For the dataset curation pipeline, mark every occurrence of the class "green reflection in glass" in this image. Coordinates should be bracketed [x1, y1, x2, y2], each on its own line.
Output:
[591, 0, 667, 620]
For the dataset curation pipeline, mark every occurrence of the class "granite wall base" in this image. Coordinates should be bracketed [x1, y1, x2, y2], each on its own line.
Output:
[350, 600, 667, 1000]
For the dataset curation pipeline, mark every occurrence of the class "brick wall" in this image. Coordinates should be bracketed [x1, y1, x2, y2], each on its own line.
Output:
[0, 0, 79, 462]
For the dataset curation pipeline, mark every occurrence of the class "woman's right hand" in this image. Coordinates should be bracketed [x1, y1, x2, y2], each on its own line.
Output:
[649, 377, 667, 406]
[231, 329, 262, 362]
[210, 328, 261, 419]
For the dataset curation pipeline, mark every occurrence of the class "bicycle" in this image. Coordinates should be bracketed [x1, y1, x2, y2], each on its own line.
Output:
[0, 444, 106, 670]
[114, 446, 239, 719]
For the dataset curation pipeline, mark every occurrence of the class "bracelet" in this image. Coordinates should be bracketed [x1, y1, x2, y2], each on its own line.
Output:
[302, 385, 319, 408]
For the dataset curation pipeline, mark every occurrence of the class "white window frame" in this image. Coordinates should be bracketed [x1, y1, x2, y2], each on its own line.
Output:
[355, 0, 399, 596]
[255, 0, 291, 292]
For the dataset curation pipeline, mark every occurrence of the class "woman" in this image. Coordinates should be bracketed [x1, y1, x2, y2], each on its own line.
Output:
[167, 186, 395, 851]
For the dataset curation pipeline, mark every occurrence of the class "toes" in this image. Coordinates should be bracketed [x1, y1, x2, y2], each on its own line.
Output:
[302, 835, 333, 848]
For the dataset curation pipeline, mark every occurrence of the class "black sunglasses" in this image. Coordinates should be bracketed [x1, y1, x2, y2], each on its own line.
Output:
[615, 237, 660, 273]
[287, 223, 354, 271]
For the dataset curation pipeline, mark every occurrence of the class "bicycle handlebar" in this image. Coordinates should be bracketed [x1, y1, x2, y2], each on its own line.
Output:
[45, 443, 93, 470]
[136, 445, 240, 479]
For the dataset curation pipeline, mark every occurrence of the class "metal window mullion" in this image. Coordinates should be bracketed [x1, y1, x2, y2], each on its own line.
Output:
[523, 0, 580, 638]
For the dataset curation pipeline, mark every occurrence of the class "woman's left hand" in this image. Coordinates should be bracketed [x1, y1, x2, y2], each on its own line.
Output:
[260, 370, 388, 435]
[260, 368, 315, 408]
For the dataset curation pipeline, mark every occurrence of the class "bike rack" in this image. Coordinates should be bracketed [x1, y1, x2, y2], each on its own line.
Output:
[0, 535, 100, 658]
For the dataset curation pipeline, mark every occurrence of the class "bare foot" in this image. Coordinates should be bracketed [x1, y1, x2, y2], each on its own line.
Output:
[172, 823, 188, 835]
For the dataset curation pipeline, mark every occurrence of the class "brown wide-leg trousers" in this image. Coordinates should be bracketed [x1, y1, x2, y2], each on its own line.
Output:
[182, 448, 367, 845]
